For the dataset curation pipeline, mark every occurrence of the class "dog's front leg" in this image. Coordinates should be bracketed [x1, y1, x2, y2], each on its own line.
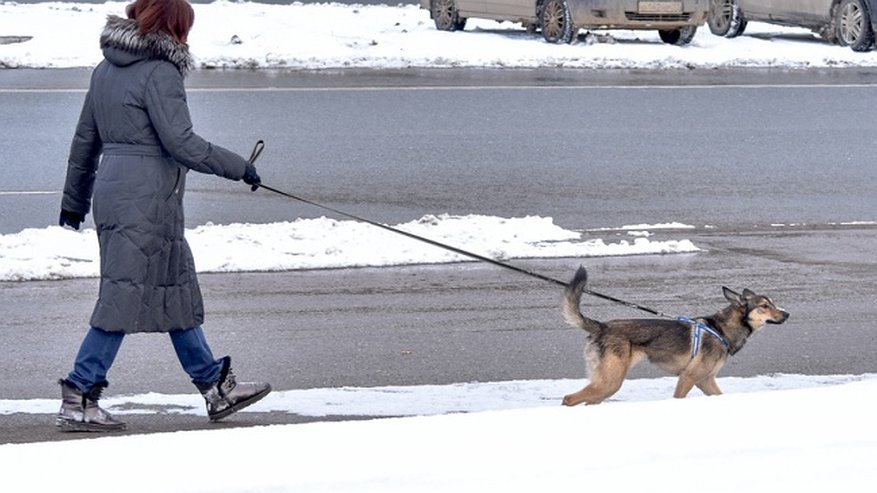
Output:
[673, 375, 698, 398]
[696, 377, 722, 396]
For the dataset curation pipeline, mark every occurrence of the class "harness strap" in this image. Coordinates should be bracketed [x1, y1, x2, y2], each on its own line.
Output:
[677, 316, 730, 358]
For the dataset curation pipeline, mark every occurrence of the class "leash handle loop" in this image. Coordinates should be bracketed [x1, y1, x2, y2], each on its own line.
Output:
[248, 140, 265, 165]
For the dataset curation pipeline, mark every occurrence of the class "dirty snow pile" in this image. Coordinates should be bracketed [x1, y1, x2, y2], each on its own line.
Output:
[0, 216, 700, 281]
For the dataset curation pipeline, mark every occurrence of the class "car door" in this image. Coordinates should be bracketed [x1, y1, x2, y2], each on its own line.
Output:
[769, 0, 834, 23]
[482, 0, 535, 19]
[456, 0, 486, 16]
[738, 0, 772, 17]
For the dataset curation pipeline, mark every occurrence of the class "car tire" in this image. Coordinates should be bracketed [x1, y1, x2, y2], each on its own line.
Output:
[431, 0, 467, 32]
[540, 0, 575, 44]
[837, 0, 875, 51]
[659, 26, 697, 46]
[707, 0, 746, 38]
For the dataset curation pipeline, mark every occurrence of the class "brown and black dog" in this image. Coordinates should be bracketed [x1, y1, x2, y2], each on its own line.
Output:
[561, 266, 789, 405]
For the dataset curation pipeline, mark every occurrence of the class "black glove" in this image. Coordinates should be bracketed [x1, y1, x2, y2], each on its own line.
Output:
[59, 210, 84, 230]
[242, 163, 261, 191]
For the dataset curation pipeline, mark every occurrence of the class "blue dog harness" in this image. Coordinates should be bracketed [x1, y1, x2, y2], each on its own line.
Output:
[677, 316, 730, 358]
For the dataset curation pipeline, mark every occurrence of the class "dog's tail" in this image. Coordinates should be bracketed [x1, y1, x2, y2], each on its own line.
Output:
[562, 266, 603, 334]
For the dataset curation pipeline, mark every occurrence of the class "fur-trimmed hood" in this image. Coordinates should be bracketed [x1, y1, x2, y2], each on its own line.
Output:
[100, 15, 193, 76]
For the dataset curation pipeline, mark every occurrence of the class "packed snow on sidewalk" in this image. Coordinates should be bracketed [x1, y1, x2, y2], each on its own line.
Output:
[2, 1, 877, 70]
[2, 374, 876, 492]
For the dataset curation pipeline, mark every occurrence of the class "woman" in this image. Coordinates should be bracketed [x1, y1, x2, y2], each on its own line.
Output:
[58, 0, 270, 431]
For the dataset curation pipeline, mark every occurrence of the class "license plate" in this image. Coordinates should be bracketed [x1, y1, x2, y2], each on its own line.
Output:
[639, 1, 683, 14]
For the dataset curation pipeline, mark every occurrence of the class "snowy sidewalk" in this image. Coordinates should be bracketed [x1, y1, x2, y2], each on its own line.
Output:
[3, 376, 876, 493]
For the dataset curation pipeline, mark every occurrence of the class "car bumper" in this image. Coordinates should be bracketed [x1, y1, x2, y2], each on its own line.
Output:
[569, 0, 708, 28]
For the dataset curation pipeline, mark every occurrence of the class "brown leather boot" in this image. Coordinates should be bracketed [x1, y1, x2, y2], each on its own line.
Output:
[56, 379, 126, 432]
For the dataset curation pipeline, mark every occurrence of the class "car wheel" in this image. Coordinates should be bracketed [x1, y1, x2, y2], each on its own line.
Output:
[432, 0, 467, 31]
[659, 26, 697, 45]
[838, 0, 875, 51]
[541, 0, 574, 44]
[707, 0, 746, 38]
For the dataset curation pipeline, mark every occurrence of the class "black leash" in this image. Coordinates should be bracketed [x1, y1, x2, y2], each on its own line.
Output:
[246, 141, 670, 318]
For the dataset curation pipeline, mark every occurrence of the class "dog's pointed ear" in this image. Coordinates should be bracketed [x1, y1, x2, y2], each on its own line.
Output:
[741, 288, 756, 300]
[723, 287, 743, 305]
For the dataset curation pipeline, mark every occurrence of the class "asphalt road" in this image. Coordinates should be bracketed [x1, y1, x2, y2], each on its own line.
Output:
[3, 226, 876, 444]
[3, 67, 877, 234]
[1, 68, 875, 444]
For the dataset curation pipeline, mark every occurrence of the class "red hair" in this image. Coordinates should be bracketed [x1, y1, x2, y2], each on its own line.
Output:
[126, 0, 195, 45]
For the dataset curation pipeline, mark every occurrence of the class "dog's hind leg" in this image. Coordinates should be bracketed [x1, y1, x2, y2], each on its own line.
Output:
[563, 377, 625, 406]
[563, 345, 631, 406]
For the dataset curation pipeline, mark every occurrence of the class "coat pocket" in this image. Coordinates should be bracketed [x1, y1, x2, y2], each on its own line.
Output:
[165, 167, 182, 201]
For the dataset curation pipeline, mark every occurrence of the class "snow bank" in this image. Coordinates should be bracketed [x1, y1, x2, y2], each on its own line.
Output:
[0, 215, 700, 280]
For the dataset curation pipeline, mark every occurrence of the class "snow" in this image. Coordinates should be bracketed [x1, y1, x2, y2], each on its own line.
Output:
[1, 372, 871, 417]
[0, 216, 702, 281]
[2, 1, 877, 70]
[3, 3, 877, 490]
[2, 374, 876, 492]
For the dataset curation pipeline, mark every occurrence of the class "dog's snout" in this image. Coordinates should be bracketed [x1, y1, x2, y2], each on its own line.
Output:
[769, 310, 790, 324]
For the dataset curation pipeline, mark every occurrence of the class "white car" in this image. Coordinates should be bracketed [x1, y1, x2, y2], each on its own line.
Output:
[421, 0, 709, 45]
[708, 0, 877, 51]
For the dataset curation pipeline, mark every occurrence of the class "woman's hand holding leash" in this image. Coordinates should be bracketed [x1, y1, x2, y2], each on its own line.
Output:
[243, 140, 264, 191]
[243, 163, 261, 191]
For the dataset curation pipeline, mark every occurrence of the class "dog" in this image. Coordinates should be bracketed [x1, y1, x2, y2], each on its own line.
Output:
[561, 266, 789, 405]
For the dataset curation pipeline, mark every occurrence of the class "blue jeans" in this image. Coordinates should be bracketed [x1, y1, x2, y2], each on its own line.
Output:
[66, 326, 222, 392]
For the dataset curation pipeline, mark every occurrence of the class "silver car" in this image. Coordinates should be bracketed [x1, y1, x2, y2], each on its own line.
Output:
[421, 0, 709, 45]
[708, 0, 877, 51]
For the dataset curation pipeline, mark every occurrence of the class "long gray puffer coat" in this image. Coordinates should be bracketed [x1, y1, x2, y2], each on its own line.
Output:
[62, 16, 249, 333]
